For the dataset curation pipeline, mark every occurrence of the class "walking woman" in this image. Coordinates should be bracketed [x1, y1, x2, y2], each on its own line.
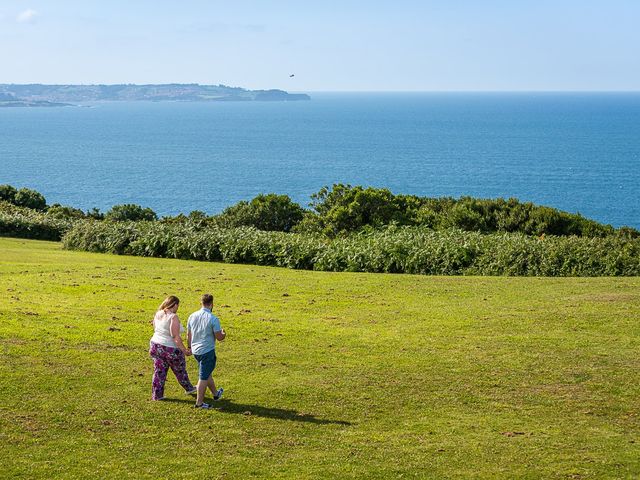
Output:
[149, 295, 196, 400]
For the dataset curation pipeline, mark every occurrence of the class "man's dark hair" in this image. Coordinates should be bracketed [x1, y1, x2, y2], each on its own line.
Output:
[201, 293, 214, 306]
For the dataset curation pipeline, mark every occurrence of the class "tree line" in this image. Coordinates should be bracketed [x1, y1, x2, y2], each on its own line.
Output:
[1, 183, 636, 239]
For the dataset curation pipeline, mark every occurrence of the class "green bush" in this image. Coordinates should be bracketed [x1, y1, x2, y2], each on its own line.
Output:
[0, 202, 73, 241]
[86, 208, 105, 220]
[214, 194, 304, 232]
[105, 204, 157, 222]
[46, 204, 87, 220]
[14, 188, 47, 211]
[0, 185, 17, 203]
[304, 185, 625, 238]
[309, 185, 409, 236]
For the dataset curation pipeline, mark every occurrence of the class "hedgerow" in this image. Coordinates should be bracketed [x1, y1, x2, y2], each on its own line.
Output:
[62, 221, 640, 276]
[0, 202, 74, 241]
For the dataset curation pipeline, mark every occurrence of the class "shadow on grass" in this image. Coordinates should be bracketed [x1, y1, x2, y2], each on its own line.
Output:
[163, 397, 351, 425]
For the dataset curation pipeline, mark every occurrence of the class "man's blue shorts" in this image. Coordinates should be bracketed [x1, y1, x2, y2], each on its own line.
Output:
[194, 349, 216, 380]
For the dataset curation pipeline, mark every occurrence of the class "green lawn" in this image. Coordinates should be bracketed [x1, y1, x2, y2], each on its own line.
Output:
[0, 237, 638, 479]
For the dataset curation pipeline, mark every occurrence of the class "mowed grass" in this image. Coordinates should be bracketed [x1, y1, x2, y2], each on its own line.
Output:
[0, 238, 638, 479]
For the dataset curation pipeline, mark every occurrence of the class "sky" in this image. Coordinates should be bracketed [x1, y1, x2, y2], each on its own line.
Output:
[1, 1, 639, 91]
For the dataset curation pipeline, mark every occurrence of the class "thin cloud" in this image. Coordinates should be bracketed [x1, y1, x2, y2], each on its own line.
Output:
[17, 9, 38, 23]
[180, 22, 266, 35]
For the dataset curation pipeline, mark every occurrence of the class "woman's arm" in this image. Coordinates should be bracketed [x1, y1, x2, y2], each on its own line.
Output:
[170, 314, 191, 356]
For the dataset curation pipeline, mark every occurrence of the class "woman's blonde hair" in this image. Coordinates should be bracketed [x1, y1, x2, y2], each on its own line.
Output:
[158, 295, 180, 311]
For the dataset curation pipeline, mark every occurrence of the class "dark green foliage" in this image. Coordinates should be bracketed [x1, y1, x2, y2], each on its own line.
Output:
[46, 204, 86, 220]
[187, 210, 208, 222]
[616, 227, 640, 239]
[305, 185, 624, 238]
[161, 210, 211, 228]
[0, 185, 17, 203]
[13, 188, 47, 211]
[309, 185, 408, 236]
[214, 194, 305, 232]
[62, 221, 640, 276]
[86, 208, 105, 220]
[291, 212, 324, 234]
[0, 183, 632, 238]
[105, 204, 157, 222]
[0, 202, 72, 241]
[0, 184, 48, 211]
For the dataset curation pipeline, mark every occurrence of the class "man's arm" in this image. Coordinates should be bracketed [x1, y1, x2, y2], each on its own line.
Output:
[212, 315, 226, 341]
[186, 317, 192, 350]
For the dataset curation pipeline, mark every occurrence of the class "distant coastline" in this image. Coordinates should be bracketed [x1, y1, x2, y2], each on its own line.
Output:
[0, 83, 311, 107]
[0, 99, 74, 108]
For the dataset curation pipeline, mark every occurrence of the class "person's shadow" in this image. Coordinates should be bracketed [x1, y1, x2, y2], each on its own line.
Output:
[164, 397, 351, 426]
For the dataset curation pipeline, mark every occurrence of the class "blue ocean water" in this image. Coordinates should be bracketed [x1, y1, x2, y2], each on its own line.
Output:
[0, 92, 639, 228]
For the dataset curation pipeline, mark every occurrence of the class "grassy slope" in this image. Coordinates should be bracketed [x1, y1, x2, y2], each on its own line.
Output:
[0, 237, 638, 479]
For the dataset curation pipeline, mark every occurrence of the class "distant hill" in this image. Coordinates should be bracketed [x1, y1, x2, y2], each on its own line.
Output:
[0, 83, 311, 104]
[0, 90, 73, 108]
[0, 100, 73, 108]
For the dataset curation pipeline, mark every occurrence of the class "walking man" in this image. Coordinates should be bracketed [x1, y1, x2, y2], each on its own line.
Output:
[187, 293, 226, 409]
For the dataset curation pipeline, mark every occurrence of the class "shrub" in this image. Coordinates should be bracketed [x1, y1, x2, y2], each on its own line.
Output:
[86, 208, 105, 220]
[47, 204, 86, 220]
[310, 184, 409, 236]
[0, 201, 73, 241]
[161, 210, 211, 229]
[307, 185, 627, 238]
[214, 194, 304, 232]
[616, 227, 640, 240]
[14, 188, 47, 211]
[291, 212, 324, 234]
[0, 185, 17, 203]
[440, 203, 488, 232]
[105, 204, 157, 222]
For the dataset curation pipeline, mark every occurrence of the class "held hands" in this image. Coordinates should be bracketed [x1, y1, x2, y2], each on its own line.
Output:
[184, 348, 192, 356]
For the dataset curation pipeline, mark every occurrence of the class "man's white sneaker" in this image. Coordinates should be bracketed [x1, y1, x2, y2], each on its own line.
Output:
[213, 387, 224, 401]
[194, 402, 211, 409]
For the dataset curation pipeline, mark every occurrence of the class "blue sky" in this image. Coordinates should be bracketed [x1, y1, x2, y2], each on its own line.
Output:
[1, 1, 639, 91]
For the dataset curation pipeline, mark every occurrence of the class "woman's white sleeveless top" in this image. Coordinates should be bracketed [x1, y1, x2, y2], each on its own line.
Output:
[150, 310, 184, 348]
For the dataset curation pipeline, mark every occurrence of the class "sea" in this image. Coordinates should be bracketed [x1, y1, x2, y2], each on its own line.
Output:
[1, 92, 639, 228]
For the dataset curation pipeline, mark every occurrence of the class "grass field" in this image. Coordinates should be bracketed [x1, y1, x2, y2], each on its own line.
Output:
[0, 237, 638, 479]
